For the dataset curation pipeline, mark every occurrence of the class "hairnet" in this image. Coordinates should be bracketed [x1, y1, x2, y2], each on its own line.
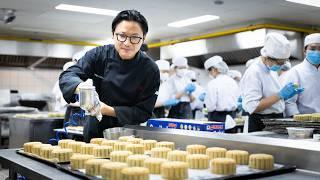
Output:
[185, 70, 196, 80]
[245, 59, 257, 68]
[63, 61, 75, 71]
[228, 70, 242, 79]
[304, 33, 320, 47]
[72, 50, 87, 62]
[204, 55, 229, 74]
[172, 57, 188, 67]
[155, 60, 170, 71]
[260, 33, 290, 59]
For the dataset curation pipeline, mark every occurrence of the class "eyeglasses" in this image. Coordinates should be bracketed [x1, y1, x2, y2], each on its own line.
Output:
[115, 33, 143, 44]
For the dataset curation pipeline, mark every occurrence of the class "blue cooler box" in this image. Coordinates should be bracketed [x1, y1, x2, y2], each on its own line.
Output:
[147, 118, 224, 132]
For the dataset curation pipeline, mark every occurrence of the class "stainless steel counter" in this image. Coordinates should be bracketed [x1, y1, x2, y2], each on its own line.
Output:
[124, 125, 320, 172]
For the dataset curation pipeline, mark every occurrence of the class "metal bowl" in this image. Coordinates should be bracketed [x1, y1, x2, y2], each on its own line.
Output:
[103, 127, 134, 140]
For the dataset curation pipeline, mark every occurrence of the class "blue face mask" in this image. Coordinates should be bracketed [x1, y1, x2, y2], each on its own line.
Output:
[307, 50, 320, 65]
[268, 65, 281, 72]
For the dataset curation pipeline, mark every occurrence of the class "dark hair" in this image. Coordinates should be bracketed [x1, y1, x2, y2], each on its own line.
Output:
[112, 10, 148, 36]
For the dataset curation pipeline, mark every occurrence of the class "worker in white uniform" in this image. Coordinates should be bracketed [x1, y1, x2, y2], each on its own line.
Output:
[240, 33, 304, 132]
[204, 56, 240, 122]
[52, 61, 75, 112]
[166, 57, 195, 119]
[283, 33, 320, 117]
[278, 61, 291, 84]
[185, 70, 205, 119]
[153, 59, 179, 118]
[228, 70, 242, 84]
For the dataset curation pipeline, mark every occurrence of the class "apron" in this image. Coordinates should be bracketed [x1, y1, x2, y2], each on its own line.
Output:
[168, 102, 193, 119]
[153, 107, 166, 118]
[248, 113, 283, 132]
[208, 111, 236, 122]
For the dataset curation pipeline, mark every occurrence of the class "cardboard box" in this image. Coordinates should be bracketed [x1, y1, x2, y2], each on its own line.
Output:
[147, 118, 224, 132]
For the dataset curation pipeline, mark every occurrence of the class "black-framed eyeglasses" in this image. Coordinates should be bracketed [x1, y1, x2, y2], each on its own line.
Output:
[115, 33, 143, 44]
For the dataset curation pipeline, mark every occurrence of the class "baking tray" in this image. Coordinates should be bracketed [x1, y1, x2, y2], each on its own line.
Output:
[262, 118, 320, 134]
[17, 149, 296, 180]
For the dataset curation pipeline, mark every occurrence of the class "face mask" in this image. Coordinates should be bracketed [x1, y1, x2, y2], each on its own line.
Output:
[267, 64, 281, 72]
[306, 50, 320, 65]
[176, 69, 186, 77]
[160, 72, 169, 82]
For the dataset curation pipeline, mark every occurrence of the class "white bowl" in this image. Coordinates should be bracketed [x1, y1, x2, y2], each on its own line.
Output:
[286, 127, 314, 139]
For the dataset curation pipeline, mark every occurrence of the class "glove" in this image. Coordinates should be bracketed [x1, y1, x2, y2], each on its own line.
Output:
[75, 79, 93, 94]
[163, 99, 180, 107]
[184, 83, 196, 94]
[199, 93, 206, 102]
[87, 91, 102, 121]
[279, 83, 304, 100]
[237, 96, 242, 111]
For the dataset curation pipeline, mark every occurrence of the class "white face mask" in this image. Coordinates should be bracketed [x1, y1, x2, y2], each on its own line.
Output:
[160, 72, 169, 82]
[176, 69, 187, 77]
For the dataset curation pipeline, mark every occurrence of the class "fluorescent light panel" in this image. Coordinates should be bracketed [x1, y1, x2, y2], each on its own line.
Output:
[55, 4, 120, 16]
[168, 15, 220, 28]
[286, 0, 320, 8]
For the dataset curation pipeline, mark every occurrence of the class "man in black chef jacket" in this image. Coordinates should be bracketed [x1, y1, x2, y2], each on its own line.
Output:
[59, 10, 160, 142]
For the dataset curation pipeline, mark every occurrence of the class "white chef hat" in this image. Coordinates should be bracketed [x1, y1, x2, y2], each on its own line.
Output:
[204, 55, 229, 74]
[155, 59, 170, 71]
[185, 70, 196, 80]
[260, 33, 291, 59]
[63, 61, 75, 71]
[228, 70, 242, 79]
[245, 59, 257, 68]
[72, 50, 87, 62]
[172, 57, 188, 67]
[304, 33, 320, 48]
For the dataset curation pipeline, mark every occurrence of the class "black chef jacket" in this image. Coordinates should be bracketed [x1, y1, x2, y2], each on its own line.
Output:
[59, 45, 160, 142]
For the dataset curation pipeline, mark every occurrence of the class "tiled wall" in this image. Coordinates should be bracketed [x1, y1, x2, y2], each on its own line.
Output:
[0, 67, 62, 94]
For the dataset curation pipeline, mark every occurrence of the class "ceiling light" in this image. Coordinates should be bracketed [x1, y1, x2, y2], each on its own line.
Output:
[55, 4, 120, 16]
[285, 0, 320, 8]
[168, 15, 220, 28]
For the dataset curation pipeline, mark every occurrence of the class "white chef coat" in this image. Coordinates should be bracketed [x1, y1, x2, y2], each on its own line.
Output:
[205, 74, 240, 112]
[283, 59, 320, 116]
[166, 74, 192, 102]
[52, 81, 68, 112]
[190, 83, 205, 110]
[156, 81, 171, 105]
[240, 57, 284, 114]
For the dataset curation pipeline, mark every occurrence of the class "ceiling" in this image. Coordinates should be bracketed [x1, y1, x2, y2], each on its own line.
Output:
[0, 0, 320, 44]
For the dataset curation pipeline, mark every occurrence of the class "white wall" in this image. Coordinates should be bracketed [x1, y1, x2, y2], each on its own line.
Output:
[0, 67, 62, 94]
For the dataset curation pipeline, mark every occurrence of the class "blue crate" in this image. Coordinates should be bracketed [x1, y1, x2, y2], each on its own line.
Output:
[147, 118, 224, 132]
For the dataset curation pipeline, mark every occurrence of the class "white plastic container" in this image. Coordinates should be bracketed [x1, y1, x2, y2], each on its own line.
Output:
[286, 127, 314, 139]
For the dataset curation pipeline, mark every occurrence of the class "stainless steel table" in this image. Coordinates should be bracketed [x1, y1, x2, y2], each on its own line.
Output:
[0, 149, 79, 180]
